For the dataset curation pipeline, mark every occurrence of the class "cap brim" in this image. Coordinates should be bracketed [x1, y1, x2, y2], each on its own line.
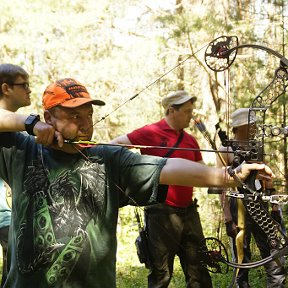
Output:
[231, 119, 256, 127]
[60, 98, 105, 108]
[173, 95, 197, 105]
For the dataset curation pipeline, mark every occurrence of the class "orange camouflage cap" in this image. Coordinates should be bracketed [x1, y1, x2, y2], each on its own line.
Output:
[42, 78, 105, 110]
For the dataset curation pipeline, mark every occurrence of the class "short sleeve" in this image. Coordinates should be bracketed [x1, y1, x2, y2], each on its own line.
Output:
[97, 146, 168, 207]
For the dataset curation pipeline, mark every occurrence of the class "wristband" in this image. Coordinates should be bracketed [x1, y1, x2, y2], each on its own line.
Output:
[24, 114, 40, 136]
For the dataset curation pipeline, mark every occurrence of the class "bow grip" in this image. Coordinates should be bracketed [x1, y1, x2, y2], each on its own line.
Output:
[243, 169, 258, 192]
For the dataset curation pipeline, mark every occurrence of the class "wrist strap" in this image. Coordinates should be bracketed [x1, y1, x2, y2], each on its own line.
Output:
[25, 114, 40, 136]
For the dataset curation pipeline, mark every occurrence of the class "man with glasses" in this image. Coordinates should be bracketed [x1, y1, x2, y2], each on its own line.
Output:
[0, 63, 31, 112]
[0, 63, 31, 286]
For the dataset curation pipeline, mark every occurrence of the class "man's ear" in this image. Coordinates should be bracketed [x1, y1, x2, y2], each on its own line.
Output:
[44, 110, 53, 125]
[1, 83, 10, 94]
[168, 107, 174, 114]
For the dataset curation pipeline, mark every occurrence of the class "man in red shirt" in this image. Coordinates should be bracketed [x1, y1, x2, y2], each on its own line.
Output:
[111, 90, 212, 288]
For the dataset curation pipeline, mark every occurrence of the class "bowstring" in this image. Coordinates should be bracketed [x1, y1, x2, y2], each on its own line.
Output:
[223, 61, 239, 288]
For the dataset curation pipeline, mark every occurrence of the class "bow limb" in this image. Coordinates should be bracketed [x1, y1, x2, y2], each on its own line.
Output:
[204, 35, 288, 73]
[222, 44, 288, 67]
[198, 235, 288, 272]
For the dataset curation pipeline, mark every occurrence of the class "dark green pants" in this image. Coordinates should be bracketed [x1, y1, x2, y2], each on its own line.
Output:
[145, 202, 212, 288]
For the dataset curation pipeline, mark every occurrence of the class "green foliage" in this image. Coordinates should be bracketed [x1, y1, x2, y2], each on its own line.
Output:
[1, 0, 287, 149]
[0, 0, 288, 285]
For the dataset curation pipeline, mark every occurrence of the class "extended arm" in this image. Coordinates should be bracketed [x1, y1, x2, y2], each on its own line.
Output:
[159, 158, 274, 188]
[109, 134, 132, 145]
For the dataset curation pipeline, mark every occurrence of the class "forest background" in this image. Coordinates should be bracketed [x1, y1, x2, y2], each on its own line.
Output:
[1, 0, 288, 287]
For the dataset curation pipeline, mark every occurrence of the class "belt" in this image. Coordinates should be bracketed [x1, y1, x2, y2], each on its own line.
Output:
[145, 200, 198, 214]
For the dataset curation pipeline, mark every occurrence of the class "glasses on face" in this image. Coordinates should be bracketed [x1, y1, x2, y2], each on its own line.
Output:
[11, 82, 30, 90]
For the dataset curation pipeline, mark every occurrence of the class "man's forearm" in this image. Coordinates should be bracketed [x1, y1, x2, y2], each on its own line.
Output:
[159, 158, 273, 189]
[0, 109, 62, 147]
[109, 134, 132, 145]
[0, 109, 27, 132]
[159, 158, 235, 188]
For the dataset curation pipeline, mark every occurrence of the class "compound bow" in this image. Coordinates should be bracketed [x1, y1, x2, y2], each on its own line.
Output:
[198, 35, 288, 272]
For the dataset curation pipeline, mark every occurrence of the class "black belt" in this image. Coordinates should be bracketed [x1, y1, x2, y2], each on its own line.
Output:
[145, 200, 198, 214]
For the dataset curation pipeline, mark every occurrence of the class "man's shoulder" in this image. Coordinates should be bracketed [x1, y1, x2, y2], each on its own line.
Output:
[89, 144, 134, 159]
[183, 131, 199, 143]
[138, 119, 164, 130]
[128, 119, 164, 138]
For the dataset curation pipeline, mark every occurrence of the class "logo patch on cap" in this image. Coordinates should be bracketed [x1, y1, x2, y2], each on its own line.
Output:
[42, 78, 106, 110]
